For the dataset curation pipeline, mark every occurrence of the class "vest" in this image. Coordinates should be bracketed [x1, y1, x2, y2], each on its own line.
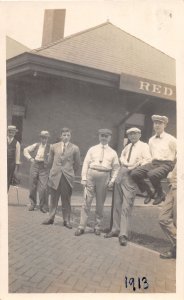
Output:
[7, 138, 17, 163]
[32, 143, 50, 164]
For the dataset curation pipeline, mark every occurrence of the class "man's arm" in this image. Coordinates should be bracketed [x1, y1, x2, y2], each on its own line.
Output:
[23, 143, 37, 161]
[81, 149, 91, 182]
[109, 154, 120, 185]
[15, 141, 21, 172]
[141, 143, 152, 165]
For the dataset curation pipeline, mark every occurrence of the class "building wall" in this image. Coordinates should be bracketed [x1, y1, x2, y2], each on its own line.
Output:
[7, 76, 176, 187]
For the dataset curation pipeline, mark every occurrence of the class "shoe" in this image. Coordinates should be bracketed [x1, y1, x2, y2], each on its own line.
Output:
[153, 192, 166, 205]
[160, 249, 176, 259]
[40, 208, 47, 213]
[119, 235, 128, 246]
[94, 229, 101, 236]
[75, 228, 84, 236]
[42, 219, 54, 225]
[63, 221, 72, 229]
[144, 191, 155, 204]
[28, 205, 35, 211]
[104, 231, 119, 238]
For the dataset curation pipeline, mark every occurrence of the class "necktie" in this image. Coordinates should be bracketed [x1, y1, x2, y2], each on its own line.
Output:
[62, 143, 66, 155]
[127, 144, 133, 162]
[99, 146, 105, 163]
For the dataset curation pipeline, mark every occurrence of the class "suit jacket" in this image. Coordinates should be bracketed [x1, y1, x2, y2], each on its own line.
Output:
[48, 142, 81, 190]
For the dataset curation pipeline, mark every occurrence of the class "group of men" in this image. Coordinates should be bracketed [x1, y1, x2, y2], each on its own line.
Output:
[7, 114, 177, 259]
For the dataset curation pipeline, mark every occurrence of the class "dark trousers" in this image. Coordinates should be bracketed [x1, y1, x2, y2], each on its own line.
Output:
[29, 161, 49, 209]
[131, 160, 175, 195]
[48, 174, 72, 222]
[7, 161, 15, 191]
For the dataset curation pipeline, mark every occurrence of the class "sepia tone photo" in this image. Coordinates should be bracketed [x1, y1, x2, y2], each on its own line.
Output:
[1, 0, 183, 297]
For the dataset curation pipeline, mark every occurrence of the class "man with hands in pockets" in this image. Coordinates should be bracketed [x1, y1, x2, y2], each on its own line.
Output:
[75, 129, 120, 236]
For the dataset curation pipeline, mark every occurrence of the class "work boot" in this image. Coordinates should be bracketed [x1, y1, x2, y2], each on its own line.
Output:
[153, 191, 166, 205]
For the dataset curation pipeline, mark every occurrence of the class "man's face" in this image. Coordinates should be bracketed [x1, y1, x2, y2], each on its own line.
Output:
[99, 134, 111, 145]
[153, 121, 166, 135]
[8, 130, 16, 139]
[61, 131, 71, 143]
[127, 132, 141, 144]
[40, 136, 48, 145]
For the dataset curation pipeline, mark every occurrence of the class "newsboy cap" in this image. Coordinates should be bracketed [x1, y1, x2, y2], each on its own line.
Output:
[98, 128, 112, 135]
[39, 130, 50, 137]
[7, 125, 18, 132]
[151, 115, 168, 124]
[126, 127, 141, 134]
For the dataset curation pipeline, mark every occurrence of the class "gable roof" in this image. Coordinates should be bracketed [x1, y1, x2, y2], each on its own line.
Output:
[32, 22, 175, 86]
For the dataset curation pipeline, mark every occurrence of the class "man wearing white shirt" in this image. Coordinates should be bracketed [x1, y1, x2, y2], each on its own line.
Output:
[131, 115, 176, 205]
[7, 125, 21, 190]
[24, 131, 50, 212]
[104, 127, 151, 245]
[75, 129, 120, 236]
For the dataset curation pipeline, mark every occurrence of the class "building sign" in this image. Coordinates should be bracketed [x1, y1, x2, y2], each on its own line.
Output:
[119, 73, 176, 101]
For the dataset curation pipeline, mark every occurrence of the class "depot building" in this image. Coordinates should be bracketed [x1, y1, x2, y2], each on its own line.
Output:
[7, 10, 176, 181]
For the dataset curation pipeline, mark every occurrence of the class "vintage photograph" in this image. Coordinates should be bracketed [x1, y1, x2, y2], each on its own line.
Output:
[1, 0, 182, 296]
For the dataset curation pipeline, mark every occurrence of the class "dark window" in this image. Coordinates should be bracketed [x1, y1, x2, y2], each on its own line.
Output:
[12, 115, 23, 143]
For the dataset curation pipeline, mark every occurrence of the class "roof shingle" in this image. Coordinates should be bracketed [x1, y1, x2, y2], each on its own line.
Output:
[32, 22, 175, 85]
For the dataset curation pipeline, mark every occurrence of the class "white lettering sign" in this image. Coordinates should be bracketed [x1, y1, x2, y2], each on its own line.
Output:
[139, 81, 173, 97]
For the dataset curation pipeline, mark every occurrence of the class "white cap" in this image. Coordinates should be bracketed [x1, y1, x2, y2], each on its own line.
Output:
[126, 127, 141, 134]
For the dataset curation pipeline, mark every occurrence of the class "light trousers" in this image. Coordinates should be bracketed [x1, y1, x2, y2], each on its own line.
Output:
[159, 187, 176, 247]
[111, 167, 137, 238]
[79, 169, 110, 230]
[29, 161, 49, 209]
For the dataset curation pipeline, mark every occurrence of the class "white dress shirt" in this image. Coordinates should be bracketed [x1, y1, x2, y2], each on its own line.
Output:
[60, 141, 69, 154]
[82, 143, 120, 182]
[24, 143, 46, 161]
[7, 137, 21, 164]
[120, 140, 151, 166]
[149, 132, 176, 161]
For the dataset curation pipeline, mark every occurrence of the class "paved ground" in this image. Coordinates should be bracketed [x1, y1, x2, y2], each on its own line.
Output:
[8, 186, 176, 293]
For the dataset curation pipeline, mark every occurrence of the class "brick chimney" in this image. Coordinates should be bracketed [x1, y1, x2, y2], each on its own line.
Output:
[42, 9, 66, 47]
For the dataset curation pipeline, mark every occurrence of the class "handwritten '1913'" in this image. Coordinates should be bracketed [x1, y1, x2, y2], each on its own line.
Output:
[125, 276, 149, 291]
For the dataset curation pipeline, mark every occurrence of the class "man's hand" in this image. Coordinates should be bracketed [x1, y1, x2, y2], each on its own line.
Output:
[108, 181, 114, 189]
[81, 180, 87, 186]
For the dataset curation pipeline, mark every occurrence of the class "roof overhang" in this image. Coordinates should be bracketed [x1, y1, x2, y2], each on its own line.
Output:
[7, 52, 119, 88]
[7, 52, 176, 102]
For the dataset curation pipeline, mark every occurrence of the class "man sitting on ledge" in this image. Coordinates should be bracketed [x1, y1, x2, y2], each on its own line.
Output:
[131, 115, 176, 205]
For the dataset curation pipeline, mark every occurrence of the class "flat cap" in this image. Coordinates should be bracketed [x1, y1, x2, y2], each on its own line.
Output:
[151, 115, 168, 124]
[126, 127, 141, 134]
[39, 130, 50, 137]
[98, 128, 112, 135]
[7, 125, 18, 132]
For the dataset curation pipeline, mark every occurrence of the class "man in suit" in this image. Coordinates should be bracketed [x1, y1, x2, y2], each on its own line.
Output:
[24, 131, 50, 212]
[42, 127, 81, 228]
[104, 127, 152, 246]
[7, 125, 21, 191]
[75, 129, 120, 236]
[131, 115, 176, 205]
